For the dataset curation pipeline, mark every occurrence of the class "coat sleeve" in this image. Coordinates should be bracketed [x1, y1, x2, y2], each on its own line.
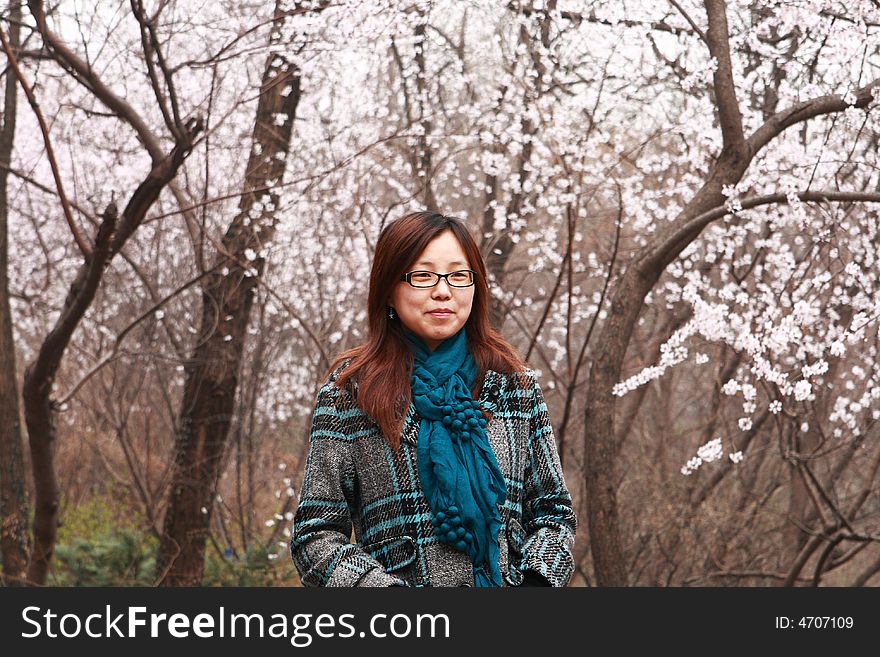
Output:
[518, 369, 578, 587]
[290, 378, 405, 587]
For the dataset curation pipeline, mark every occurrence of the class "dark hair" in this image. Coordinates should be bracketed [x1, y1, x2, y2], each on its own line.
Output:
[327, 211, 526, 448]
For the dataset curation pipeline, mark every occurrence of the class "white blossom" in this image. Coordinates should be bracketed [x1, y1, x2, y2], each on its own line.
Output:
[697, 438, 723, 463]
[794, 380, 813, 401]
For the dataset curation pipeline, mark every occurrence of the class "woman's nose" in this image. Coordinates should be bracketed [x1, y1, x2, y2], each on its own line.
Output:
[432, 279, 453, 297]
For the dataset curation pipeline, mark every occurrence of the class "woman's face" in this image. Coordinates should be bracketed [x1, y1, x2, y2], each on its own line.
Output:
[390, 229, 475, 351]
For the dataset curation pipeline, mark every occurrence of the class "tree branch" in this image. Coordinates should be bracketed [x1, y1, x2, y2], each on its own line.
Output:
[27, 0, 163, 161]
[55, 264, 221, 406]
[0, 21, 90, 258]
[668, 0, 707, 44]
[704, 0, 745, 151]
[506, 0, 699, 38]
[748, 78, 880, 155]
[645, 190, 880, 273]
[130, 0, 180, 139]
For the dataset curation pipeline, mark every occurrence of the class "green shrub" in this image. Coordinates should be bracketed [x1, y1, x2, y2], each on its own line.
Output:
[52, 528, 157, 586]
[48, 495, 300, 586]
[50, 495, 156, 586]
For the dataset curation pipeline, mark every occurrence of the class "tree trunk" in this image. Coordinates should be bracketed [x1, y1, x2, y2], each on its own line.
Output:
[156, 2, 302, 586]
[0, 0, 31, 586]
[22, 205, 117, 584]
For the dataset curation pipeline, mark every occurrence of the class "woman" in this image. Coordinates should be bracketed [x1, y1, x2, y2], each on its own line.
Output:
[290, 212, 576, 587]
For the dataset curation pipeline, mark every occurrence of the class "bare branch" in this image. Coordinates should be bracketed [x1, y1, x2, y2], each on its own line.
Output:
[668, 0, 707, 44]
[0, 21, 90, 258]
[27, 0, 164, 161]
[130, 0, 180, 139]
[55, 264, 221, 406]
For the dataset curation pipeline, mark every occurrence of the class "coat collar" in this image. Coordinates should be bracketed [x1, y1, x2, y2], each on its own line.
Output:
[400, 369, 503, 446]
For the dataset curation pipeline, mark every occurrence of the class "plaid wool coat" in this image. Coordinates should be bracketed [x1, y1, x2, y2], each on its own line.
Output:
[290, 359, 577, 587]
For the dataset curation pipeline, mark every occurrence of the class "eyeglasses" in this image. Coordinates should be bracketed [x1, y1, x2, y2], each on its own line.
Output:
[400, 269, 476, 288]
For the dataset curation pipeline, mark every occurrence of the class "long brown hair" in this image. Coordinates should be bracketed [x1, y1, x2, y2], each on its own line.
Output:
[326, 211, 526, 448]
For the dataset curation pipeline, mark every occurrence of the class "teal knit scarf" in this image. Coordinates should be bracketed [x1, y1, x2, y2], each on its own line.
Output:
[403, 325, 507, 587]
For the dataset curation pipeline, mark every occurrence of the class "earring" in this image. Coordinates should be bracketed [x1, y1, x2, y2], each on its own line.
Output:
[388, 307, 396, 319]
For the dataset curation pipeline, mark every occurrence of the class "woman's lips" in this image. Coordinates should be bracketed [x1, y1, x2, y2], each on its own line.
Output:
[428, 311, 454, 318]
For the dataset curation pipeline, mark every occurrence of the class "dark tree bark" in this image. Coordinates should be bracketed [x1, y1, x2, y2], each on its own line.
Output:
[22, 204, 118, 585]
[0, 0, 31, 586]
[155, 1, 303, 586]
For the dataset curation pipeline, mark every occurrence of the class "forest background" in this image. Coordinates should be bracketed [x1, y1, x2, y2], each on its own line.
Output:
[1, 0, 880, 587]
